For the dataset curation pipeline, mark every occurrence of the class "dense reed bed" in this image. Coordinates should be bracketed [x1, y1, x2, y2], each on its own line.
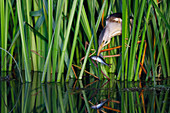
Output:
[0, 0, 169, 83]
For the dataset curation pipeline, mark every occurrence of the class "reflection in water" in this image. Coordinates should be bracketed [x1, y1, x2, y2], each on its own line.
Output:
[0, 72, 170, 113]
[91, 99, 109, 109]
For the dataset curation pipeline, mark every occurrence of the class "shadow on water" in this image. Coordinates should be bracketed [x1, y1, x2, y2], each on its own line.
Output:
[0, 72, 170, 113]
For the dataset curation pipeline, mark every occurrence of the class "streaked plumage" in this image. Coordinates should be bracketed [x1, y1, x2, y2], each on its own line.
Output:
[97, 13, 133, 56]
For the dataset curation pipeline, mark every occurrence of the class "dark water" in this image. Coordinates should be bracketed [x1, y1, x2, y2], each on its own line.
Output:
[0, 72, 170, 113]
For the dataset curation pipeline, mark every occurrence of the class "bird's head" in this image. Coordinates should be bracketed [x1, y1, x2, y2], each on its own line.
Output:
[97, 13, 133, 56]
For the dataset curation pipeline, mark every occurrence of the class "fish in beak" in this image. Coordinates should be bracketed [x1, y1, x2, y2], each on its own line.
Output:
[90, 55, 111, 68]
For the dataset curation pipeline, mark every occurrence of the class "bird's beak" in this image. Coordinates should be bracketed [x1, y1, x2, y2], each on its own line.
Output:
[97, 41, 104, 56]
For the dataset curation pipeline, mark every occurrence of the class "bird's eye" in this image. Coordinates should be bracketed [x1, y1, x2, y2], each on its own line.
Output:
[105, 41, 108, 44]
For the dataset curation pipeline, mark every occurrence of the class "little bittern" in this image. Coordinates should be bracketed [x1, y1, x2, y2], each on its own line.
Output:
[97, 13, 133, 56]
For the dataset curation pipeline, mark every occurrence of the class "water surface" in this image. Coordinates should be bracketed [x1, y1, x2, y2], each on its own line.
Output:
[0, 72, 170, 113]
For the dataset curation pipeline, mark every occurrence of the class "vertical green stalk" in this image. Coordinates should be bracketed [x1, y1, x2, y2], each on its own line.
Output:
[41, 29, 55, 83]
[87, 0, 97, 50]
[157, 11, 170, 77]
[134, 2, 152, 81]
[160, 31, 169, 77]
[33, 0, 40, 71]
[57, 0, 78, 82]
[26, 0, 38, 71]
[17, 0, 31, 82]
[52, 0, 65, 82]
[146, 19, 157, 81]
[125, 52, 128, 80]
[0, 0, 4, 71]
[158, 0, 169, 75]
[128, 0, 145, 81]
[40, 1, 47, 72]
[8, 0, 17, 71]
[63, 0, 68, 37]
[125, 0, 131, 80]
[156, 29, 167, 78]
[0, 0, 8, 71]
[128, 0, 138, 81]
[66, 0, 84, 81]
[47, 0, 53, 82]
[4, 0, 9, 71]
[80, 6, 92, 41]
[122, 0, 128, 81]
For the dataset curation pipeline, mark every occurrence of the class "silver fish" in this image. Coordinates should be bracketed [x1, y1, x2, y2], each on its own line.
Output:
[91, 99, 109, 109]
[90, 56, 111, 68]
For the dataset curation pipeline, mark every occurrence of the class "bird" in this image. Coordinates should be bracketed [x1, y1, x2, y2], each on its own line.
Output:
[97, 13, 133, 56]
